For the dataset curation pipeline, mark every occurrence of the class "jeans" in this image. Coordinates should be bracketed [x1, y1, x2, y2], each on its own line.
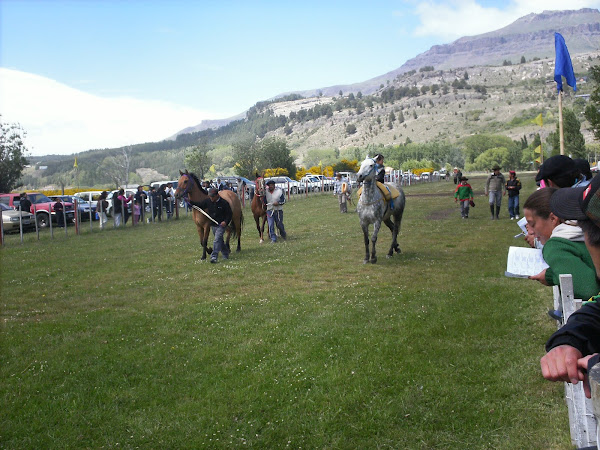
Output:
[488, 190, 502, 207]
[211, 225, 229, 261]
[460, 200, 470, 217]
[508, 196, 519, 218]
[267, 210, 287, 242]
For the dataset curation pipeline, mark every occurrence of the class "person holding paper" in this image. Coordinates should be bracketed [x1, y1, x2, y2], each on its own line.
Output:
[540, 174, 600, 397]
[523, 188, 599, 319]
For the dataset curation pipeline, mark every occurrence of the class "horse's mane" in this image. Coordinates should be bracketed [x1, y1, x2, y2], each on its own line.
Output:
[189, 172, 207, 195]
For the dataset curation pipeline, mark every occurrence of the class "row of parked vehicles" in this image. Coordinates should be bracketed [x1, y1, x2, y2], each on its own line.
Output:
[1, 173, 360, 233]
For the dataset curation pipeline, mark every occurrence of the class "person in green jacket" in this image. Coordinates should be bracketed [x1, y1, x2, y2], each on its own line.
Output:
[523, 188, 600, 320]
[454, 176, 474, 219]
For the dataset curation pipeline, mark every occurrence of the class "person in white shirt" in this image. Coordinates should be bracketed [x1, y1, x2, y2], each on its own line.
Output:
[265, 180, 287, 243]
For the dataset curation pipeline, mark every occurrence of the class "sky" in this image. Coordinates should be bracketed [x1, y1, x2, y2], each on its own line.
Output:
[1, 0, 600, 157]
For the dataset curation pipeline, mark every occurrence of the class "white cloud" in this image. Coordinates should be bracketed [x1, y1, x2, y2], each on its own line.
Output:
[0, 68, 216, 156]
[412, 0, 600, 40]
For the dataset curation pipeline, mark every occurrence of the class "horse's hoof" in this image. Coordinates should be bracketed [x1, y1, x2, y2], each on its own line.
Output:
[363, 259, 369, 264]
[370, 258, 377, 264]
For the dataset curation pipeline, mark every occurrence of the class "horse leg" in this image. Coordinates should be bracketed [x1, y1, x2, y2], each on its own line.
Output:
[370, 221, 383, 264]
[362, 225, 371, 264]
[383, 217, 396, 257]
[260, 215, 267, 244]
[255, 215, 263, 243]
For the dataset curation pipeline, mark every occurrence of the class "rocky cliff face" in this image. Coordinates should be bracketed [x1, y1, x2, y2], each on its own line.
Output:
[396, 9, 600, 74]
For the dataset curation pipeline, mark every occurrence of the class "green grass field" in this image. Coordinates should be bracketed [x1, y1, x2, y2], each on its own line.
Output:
[1, 176, 574, 448]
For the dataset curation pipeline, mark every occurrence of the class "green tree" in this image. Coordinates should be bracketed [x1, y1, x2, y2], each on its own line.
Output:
[461, 134, 516, 164]
[546, 108, 586, 158]
[585, 65, 600, 141]
[184, 141, 213, 179]
[258, 138, 296, 178]
[0, 118, 29, 193]
[346, 124, 357, 135]
[467, 147, 510, 171]
[520, 55, 526, 64]
[232, 138, 261, 178]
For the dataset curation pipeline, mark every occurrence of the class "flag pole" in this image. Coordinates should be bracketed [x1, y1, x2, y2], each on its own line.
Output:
[558, 90, 565, 155]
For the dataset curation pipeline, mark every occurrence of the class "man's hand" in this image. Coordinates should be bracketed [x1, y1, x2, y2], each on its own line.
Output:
[220, 221, 227, 227]
[528, 269, 548, 285]
[541, 345, 584, 385]
[578, 354, 599, 398]
[273, 201, 279, 206]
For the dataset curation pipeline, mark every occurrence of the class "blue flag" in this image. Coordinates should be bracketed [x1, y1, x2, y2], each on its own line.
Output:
[554, 32, 577, 92]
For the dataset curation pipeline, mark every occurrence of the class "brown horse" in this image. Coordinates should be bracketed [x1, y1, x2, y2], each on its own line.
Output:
[251, 177, 267, 243]
[175, 170, 244, 260]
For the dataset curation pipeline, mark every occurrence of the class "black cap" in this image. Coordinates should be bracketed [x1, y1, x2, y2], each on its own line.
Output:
[208, 188, 219, 197]
[551, 176, 600, 225]
[265, 180, 275, 185]
[535, 155, 575, 182]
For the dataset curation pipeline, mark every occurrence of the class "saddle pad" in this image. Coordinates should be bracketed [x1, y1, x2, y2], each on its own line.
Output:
[357, 183, 400, 201]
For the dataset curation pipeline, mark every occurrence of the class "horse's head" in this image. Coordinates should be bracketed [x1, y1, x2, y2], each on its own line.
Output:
[255, 177, 266, 197]
[357, 157, 376, 183]
[175, 170, 191, 199]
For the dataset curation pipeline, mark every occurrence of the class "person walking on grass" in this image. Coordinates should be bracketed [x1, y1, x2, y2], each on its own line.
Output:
[197, 188, 232, 264]
[485, 165, 506, 220]
[265, 179, 287, 243]
[454, 176, 474, 219]
[506, 170, 522, 220]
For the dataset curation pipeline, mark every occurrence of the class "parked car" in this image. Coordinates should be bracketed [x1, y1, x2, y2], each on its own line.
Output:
[73, 190, 104, 209]
[49, 195, 97, 221]
[300, 176, 322, 192]
[0, 192, 74, 228]
[1, 203, 35, 233]
[307, 174, 335, 191]
[264, 176, 302, 194]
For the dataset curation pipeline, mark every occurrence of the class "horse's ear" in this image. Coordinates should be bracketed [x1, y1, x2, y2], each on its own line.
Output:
[185, 169, 189, 174]
[179, 170, 184, 176]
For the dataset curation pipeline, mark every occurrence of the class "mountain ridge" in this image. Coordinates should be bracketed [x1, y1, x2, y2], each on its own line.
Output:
[176, 8, 600, 137]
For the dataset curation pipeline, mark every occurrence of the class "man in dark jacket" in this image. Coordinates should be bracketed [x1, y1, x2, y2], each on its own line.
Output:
[374, 154, 385, 183]
[197, 188, 233, 263]
[19, 193, 32, 213]
[541, 174, 600, 397]
[505, 170, 522, 220]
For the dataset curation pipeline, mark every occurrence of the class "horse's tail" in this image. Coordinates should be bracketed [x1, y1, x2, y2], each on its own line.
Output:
[229, 210, 244, 238]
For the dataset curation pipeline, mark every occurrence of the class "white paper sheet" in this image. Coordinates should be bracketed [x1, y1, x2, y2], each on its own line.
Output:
[505, 246, 549, 278]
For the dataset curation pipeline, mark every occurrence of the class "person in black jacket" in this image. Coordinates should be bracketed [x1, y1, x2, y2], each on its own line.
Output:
[19, 193, 32, 214]
[198, 188, 233, 264]
[505, 170, 522, 220]
[374, 154, 385, 183]
[541, 174, 600, 397]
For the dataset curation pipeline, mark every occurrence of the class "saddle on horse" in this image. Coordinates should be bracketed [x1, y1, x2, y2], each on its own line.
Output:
[358, 182, 401, 203]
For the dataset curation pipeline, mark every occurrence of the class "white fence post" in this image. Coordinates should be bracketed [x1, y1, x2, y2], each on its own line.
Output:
[557, 274, 598, 448]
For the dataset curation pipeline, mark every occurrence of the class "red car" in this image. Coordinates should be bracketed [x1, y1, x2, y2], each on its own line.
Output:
[0, 192, 75, 228]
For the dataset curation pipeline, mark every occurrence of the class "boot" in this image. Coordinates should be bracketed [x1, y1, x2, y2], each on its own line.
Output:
[490, 205, 495, 220]
[495, 206, 500, 220]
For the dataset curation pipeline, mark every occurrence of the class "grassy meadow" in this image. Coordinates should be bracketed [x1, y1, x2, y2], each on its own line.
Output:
[1, 175, 575, 448]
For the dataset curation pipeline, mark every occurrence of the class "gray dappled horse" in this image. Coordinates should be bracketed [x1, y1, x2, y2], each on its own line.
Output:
[356, 157, 406, 264]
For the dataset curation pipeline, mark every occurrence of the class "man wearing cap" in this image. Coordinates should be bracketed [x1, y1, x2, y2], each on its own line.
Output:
[541, 175, 600, 396]
[505, 170, 522, 220]
[485, 165, 506, 220]
[265, 179, 287, 243]
[535, 155, 580, 188]
[197, 188, 233, 263]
